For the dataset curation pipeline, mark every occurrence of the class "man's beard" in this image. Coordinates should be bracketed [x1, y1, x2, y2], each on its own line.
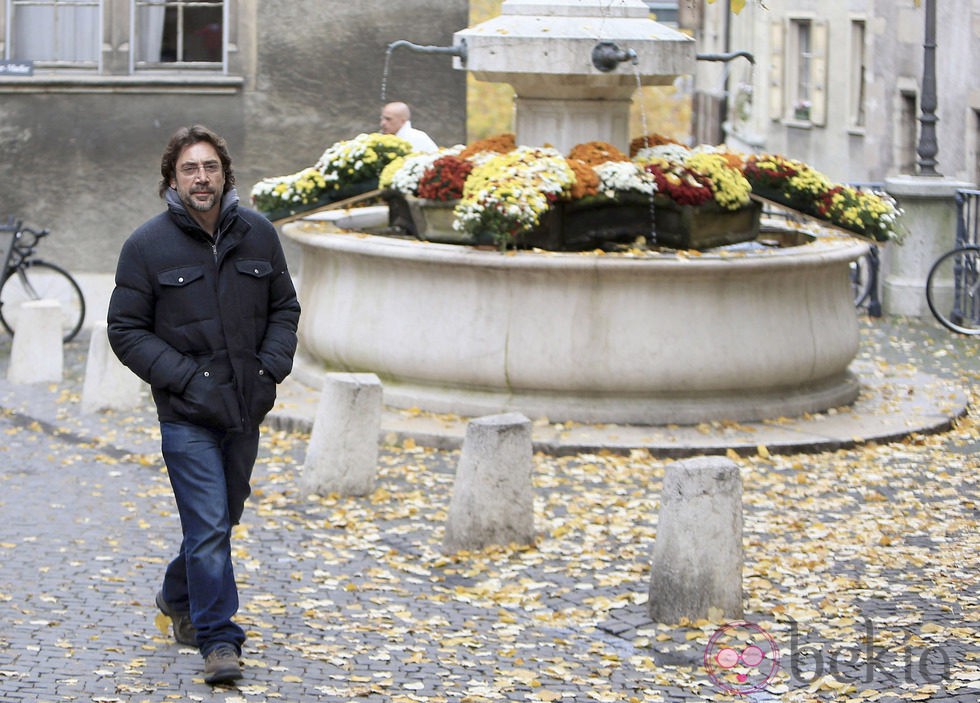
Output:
[180, 187, 217, 213]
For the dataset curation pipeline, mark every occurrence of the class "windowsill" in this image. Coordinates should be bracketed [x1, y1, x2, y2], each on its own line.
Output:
[784, 118, 813, 129]
[847, 126, 867, 136]
[0, 72, 243, 93]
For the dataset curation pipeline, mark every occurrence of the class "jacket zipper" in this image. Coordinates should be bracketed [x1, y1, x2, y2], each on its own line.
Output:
[209, 229, 246, 428]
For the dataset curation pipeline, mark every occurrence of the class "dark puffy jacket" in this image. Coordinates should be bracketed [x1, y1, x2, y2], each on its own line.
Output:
[107, 189, 301, 431]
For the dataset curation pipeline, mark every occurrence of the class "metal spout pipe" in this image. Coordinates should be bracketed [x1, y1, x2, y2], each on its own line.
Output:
[591, 41, 638, 72]
[386, 38, 467, 67]
[696, 50, 755, 65]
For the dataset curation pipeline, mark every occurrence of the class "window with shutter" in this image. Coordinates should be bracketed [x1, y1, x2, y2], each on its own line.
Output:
[849, 19, 868, 129]
[789, 18, 812, 121]
[809, 20, 828, 126]
[768, 20, 784, 121]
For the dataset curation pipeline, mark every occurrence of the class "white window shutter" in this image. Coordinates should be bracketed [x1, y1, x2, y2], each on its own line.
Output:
[769, 20, 785, 120]
[810, 20, 830, 126]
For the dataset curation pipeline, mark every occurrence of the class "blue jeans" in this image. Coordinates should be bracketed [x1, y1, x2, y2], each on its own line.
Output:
[159, 421, 259, 656]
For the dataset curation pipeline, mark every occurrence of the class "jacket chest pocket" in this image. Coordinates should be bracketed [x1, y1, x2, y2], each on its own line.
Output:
[235, 259, 274, 280]
[158, 265, 205, 289]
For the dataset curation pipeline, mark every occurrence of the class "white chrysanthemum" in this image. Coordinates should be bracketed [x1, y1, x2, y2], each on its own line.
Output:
[386, 146, 463, 196]
[593, 161, 657, 196]
[633, 143, 691, 165]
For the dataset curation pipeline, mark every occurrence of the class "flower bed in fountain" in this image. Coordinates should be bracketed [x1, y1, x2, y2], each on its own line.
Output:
[252, 132, 904, 250]
[742, 153, 905, 242]
[250, 133, 413, 222]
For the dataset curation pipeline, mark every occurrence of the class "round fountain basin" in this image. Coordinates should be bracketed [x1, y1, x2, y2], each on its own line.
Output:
[283, 214, 868, 425]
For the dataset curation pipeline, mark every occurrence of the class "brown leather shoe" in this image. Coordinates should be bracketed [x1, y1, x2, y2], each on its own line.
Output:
[204, 644, 242, 685]
[155, 591, 197, 647]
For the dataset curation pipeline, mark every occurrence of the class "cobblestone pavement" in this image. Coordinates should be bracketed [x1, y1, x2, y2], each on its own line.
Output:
[0, 316, 976, 702]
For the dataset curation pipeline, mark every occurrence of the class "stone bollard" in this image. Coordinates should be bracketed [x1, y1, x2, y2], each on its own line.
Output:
[81, 321, 146, 413]
[883, 175, 973, 317]
[648, 456, 743, 623]
[301, 372, 382, 497]
[7, 299, 63, 384]
[443, 412, 535, 553]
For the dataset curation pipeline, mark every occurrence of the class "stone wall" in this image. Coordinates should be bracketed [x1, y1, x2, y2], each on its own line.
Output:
[0, 0, 468, 277]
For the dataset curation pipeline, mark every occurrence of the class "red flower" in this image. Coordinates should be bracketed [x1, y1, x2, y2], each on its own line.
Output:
[417, 155, 474, 201]
[645, 162, 714, 206]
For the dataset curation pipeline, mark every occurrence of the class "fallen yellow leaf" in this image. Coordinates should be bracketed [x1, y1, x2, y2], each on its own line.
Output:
[154, 612, 171, 637]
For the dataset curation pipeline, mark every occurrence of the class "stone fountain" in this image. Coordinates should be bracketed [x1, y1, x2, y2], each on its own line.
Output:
[451, 0, 695, 153]
[281, 0, 868, 425]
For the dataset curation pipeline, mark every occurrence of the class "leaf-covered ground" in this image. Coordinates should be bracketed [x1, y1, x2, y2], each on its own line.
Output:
[0, 317, 976, 702]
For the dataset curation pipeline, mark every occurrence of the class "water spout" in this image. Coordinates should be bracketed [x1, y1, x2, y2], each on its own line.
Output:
[386, 38, 468, 66]
[695, 50, 755, 65]
[591, 41, 638, 72]
[382, 39, 468, 101]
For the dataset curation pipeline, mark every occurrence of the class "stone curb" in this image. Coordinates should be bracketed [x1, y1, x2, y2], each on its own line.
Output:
[267, 363, 969, 457]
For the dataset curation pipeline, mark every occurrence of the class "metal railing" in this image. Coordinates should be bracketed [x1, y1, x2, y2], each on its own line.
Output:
[955, 188, 980, 247]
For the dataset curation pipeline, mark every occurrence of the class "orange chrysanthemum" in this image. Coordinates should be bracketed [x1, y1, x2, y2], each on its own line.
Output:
[629, 133, 682, 158]
[566, 158, 601, 199]
[567, 141, 629, 167]
[459, 133, 517, 160]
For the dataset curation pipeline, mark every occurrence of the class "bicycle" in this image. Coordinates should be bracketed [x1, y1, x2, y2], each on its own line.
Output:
[0, 218, 86, 343]
[925, 244, 980, 335]
[850, 247, 875, 309]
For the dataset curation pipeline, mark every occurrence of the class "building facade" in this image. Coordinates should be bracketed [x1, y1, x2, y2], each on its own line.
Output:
[693, 0, 980, 186]
[0, 0, 468, 279]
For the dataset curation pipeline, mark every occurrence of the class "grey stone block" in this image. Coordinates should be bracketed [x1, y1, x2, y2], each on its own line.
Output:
[8, 299, 62, 384]
[648, 455, 743, 623]
[443, 412, 534, 553]
[301, 372, 382, 496]
[80, 321, 145, 413]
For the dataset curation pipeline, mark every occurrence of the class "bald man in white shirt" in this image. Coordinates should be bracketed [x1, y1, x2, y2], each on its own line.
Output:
[380, 101, 438, 152]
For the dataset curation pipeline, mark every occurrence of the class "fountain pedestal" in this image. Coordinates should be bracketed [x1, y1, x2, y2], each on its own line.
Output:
[514, 96, 634, 157]
[454, 0, 695, 152]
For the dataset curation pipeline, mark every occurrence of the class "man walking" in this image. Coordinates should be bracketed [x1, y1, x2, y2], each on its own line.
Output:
[107, 125, 300, 684]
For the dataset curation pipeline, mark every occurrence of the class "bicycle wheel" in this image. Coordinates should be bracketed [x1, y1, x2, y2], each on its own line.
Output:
[0, 260, 86, 342]
[850, 251, 874, 308]
[926, 245, 980, 335]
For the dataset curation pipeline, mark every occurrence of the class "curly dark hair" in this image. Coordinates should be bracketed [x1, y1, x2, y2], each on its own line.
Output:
[159, 125, 236, 198]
